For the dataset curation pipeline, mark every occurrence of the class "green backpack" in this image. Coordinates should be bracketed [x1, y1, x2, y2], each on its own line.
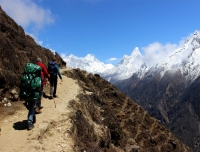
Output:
[20, 63, 42, 101]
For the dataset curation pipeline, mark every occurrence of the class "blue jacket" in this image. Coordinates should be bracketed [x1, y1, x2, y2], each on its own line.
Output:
[55, 64, 62, 80]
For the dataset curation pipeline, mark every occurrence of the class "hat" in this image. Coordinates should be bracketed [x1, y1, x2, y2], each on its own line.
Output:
[37, 57, 42, 62]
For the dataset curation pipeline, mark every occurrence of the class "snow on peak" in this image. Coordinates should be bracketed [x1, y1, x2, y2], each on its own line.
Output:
[102, 47, 146, 81]
[63, 54, 114, 74]
[68, 54, 77, 58]
[84, 54, 96, 61]
[63, 30, 200, 82]
[119, 47, 142, 65]
[131, 47, 141, 56]
[106, 30, 200, 81]
[154, 30, 200, 80]
[183, 30, 200, 48]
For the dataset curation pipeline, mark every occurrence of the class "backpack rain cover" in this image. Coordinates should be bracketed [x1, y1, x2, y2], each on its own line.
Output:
[20, 63, 42, 101]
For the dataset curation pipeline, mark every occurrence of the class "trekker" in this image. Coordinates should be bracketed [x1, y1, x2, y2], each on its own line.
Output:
[35, 57, 50, 113]
[20, 62, 42, 130]
[48, 58, 63, 99]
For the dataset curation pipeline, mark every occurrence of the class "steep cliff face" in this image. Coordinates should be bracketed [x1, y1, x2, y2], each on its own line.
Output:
[0, 6, 66, 96]
[63, 68, 191, 152]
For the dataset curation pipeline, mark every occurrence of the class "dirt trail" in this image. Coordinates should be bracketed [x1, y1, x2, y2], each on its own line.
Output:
[0, 68, 80, 152]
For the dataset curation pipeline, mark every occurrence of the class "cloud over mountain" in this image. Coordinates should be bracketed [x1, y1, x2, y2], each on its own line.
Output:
[142, 42, 178, 66]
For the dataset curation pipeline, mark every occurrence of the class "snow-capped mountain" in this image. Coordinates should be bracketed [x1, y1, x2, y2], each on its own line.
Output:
[64, 30, 200, 83]
[101, 47, 147, 82]
[105, 30, 200, 82]
[154, 30, 200, 81]
[63, 54, 114, 74]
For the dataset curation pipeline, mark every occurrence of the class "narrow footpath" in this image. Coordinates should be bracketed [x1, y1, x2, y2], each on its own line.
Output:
[0, 69, 80, 152]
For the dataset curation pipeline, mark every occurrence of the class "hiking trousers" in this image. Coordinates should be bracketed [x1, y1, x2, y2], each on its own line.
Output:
[49, 77, 58, 96]
[27, 99, 36, 124]
[36, 84, 44, 108]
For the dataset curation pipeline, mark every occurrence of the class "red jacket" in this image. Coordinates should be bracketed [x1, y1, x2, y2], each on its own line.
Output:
[36, 61, 49, 85]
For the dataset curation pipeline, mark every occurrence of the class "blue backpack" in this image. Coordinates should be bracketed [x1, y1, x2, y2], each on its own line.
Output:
[48, 61, 57, 78]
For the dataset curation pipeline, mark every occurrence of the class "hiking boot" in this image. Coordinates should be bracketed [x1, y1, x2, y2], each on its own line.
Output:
[39, 106, 43, 109]
[49, 96, 53, 99]
[27, 122, 34, 130]
[35, 107, 42, 114]
[53, 95, 58, 98]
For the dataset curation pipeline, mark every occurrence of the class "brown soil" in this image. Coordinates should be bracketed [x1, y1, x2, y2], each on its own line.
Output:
[0, 68, 80, 152]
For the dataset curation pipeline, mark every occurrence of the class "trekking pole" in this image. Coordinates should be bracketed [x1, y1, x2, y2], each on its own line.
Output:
[53, 98, 56, 108]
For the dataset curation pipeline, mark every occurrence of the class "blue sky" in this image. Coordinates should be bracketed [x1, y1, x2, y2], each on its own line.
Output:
[0, 0, 200, 65]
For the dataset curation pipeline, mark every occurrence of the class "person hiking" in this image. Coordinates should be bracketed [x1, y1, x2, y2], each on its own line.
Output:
[35, 57, 50, 114]
[48, 58, 63, 99]
[20, 62, 42, 130]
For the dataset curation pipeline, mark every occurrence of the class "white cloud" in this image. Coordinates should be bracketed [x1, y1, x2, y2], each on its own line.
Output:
[109, 57, 117, 61]
[0, 0, 55, 29]
[142, 42, 177, 66]
[106, 57, 117, 62]
[106, 57, 118, 65]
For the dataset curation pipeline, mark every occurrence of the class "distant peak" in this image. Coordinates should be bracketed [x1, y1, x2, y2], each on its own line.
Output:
[134, 47, 139, 51]
[69, 54, 77, 58]
[181, 30, 200, 48]
[131, 47, 141, 56]
[191, 30, 200, 39]
[84, 54, 96, 61]
[194, 30, 200, 35]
